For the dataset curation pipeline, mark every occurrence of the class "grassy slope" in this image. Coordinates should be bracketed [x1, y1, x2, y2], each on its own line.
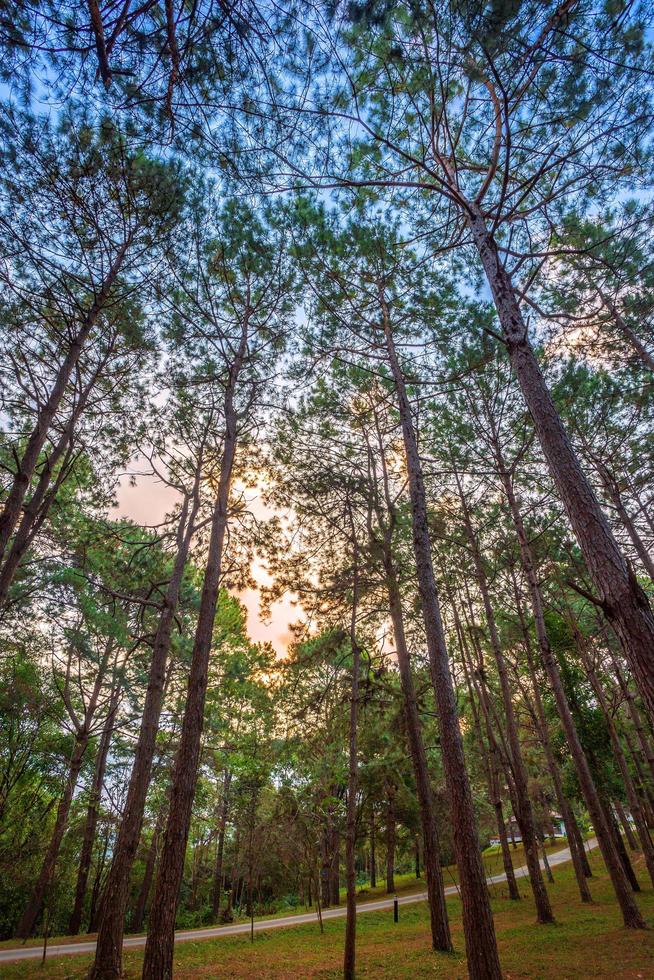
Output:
[3, 847, 653, 978]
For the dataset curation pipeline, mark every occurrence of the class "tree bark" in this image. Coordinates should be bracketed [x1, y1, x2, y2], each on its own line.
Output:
[385, 556, 451, 950]
[369, 811, 376, 889]
[69, 697, 118, 935]
[343, 547, 361, 980]
[385, 788, 396, 895]
[0, 242, 130, 567]
[493, 444, 644, 926]
[456, 479, 553, 923]
[381, 298, 500, 976]
[142, 355, 243, 980]
[17, 736, 88, 938]
[90, 485, 200, 979]
[211, 770, 232, 919]
[469, 207, 654, 724]
[131, 810, 165, 934]
[508, 571, 592, 903]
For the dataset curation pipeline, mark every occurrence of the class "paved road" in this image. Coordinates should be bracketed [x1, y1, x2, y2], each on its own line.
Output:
[0, 838, 599, 965]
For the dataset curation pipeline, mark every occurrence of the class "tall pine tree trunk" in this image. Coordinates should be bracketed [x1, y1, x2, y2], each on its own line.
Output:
[131, 809, 166, 934]
[343, 543, 361, 980]
[142, 364, 242, 980]
[456, 479, 553, 923]
[385, 554, 452, 951]
[494, 451, 645, 927]
[381, 297, 500, 977]
[90, 484, 201, 980]
[69, 697, 118, 935]
[508, 571, 592, 903]
[211, 770, 232, 919]
[468, 205, 654, 724]
[17, 736, 88, 938]
[0, 242, 131, 567]
[385, 788, 396, 895]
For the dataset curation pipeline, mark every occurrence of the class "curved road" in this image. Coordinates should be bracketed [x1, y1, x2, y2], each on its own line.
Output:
[0, 838, 598, 965]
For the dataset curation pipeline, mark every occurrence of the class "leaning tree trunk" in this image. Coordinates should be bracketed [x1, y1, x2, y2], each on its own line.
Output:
[0, 242, 130, 567]
[468, 205, 654, 725]
[614, 800, 638, 852]
[90, 487, 200, 980]
[385, 555, 452, 951]
[0, 363, 102, 611]
[457, 631, 520, 902]
[381, 300, 500, 978]
[17, 642, 109, 940]
[508, 573, 592, 903]
[330, 827, 341, 907]
[456, 481, 553, 924]
[142, 378, 241, 980]
[69, 697, 118, 935]
[495, 454, 645, 927]
[16, 735, 88, 938]
[131, 808, 166, 934]
[597, 464, 654, 584]
[574, 630, 654, 888]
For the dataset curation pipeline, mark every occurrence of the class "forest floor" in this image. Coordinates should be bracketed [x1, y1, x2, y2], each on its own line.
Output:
[0, 837, 569, 953]
[1, 844, 653, 978]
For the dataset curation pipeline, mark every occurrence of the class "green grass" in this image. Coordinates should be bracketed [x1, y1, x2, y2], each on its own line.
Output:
[2, 845, 653, 977]
[0, 838, 563, 952]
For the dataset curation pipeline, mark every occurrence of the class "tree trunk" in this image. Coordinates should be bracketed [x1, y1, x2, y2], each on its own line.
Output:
[90, 488, 200, 980]
[456, 479, 553, 924]
[330, 827, 340, 907]
[614, 800, 638, 852]
[211, 770, 232, 919]
[603, 797, 640, 892]
[381, 302, 500, 977]
[131, 811, 165, 934]
[343, 557, 361, 980]
[0, 243, 130, 566]
[457, 626, 521, 902]
[597, 464, 654, 583]
[468, 205, 654, 725]
[385, 557, 452, 951]
[89, 828, 110, 933]
[385, 788, 396, 894]
[540, 837, 554, 884]
[321, 822, 332, 909]
[494, 445, 644, 926]
[16, 735, 88, 938]
[0, 366, 100, 610]
[575, 633, 654, 887]
[69, 699, 117, 935]
[142, 399, 240, 980]
[508, 572, 592, 903]
[599, 291, 654, 374]
[415, 836, 421, 879]
[369, 811, 376, 889]
[610, 652, 654, 788]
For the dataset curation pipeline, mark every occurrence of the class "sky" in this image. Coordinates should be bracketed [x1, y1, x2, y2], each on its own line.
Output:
[114, 470, 297, 657]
